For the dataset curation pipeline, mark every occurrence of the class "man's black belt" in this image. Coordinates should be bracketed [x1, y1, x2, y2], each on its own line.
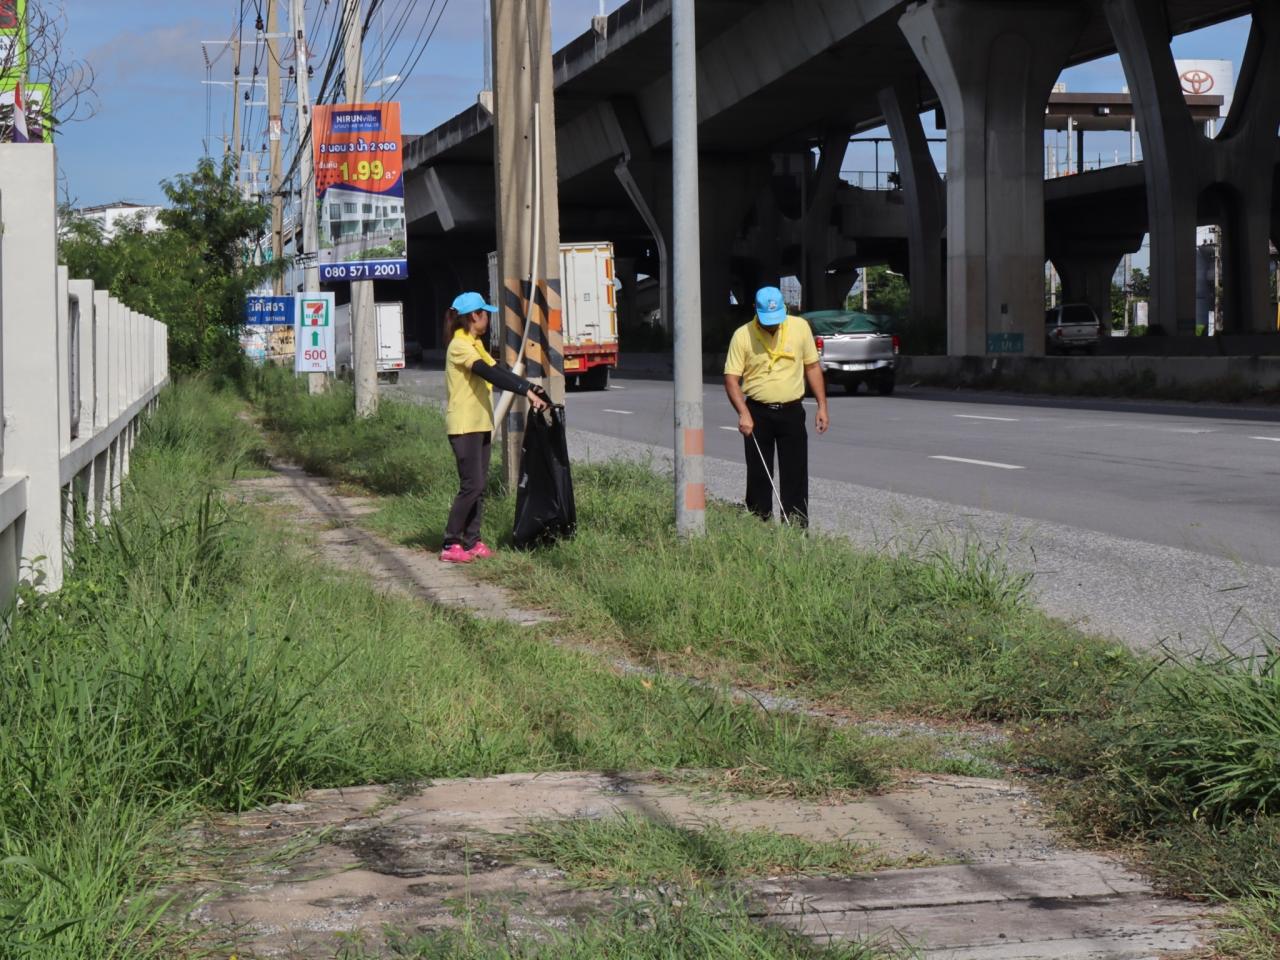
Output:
[746, 397, 803, 411]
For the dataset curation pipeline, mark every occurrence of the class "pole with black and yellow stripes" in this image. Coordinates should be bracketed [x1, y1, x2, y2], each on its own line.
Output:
[491, 0, 565, 489]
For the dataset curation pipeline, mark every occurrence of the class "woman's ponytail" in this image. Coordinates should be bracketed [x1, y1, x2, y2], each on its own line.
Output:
[443, 307, 466, 343]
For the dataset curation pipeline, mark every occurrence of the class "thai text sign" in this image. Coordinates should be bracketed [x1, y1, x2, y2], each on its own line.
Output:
[312, 102, 407, 282]
[245, 294, 295, 325]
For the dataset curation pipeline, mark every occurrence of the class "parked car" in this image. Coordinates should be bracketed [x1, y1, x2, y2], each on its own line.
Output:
[1045, 303, 1102, 354]
[804, 310, 899, 395]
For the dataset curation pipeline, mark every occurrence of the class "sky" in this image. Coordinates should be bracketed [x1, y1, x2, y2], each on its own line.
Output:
[57, 1, 1251, 208]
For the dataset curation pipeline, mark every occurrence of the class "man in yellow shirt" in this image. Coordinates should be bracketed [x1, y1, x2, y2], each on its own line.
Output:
[723, 285, 829, 525]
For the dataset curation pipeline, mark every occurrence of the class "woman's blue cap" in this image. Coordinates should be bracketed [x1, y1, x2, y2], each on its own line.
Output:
[452, 292, 498, 314]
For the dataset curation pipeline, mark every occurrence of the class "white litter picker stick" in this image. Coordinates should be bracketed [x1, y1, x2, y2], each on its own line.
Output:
[751, 433, 790, 524]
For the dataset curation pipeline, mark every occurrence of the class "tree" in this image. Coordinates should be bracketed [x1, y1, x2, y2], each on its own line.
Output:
[60, 158, 277, 374]
[847, 266, 910, 320]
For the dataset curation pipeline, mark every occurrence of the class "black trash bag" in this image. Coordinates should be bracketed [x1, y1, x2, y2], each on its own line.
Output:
[512, 402, 577, 549]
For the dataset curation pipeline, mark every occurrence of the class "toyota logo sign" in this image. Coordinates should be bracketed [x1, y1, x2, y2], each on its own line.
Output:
[1180, 69, 1215, 95]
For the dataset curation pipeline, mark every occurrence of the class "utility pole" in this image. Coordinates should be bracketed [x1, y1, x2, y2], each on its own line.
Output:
[344, 0, 378, 417]
[290, 0, 325, 393]
[491, 0, 564, 489]
[672, 0, 705, 536]
[267, 0, 285, 295]
[230, 32, 243, 186]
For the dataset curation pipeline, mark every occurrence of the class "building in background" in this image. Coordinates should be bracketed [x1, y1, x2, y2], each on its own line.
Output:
[78, 201, 164, 237]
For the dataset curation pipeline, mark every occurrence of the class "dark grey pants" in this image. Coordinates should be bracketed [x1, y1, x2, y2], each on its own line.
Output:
[445, 432, 492, 549]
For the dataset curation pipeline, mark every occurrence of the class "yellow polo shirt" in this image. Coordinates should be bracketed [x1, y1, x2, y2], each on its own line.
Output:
[445, 329, 496, 435]
[724, 316, 819, 404]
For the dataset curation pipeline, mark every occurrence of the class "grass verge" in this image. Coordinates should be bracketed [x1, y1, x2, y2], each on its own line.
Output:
[252, 367, 1280, 957]
[2, 377, 895, 958]
[507, 814, 934, 888]
[337, 890, 896, 959]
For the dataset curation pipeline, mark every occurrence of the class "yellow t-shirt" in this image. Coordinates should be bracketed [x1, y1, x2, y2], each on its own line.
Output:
[445, 329, 497, 435]
[723, 316, 819, 404]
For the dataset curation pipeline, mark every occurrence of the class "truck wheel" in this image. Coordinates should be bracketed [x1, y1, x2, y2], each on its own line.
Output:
[585, 365, 611, 390]
[876, 371, 896, 396]
[388, 372, 400, 385]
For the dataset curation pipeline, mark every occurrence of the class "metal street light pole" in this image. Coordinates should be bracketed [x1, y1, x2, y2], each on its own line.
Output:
[672, 0, 704, 537]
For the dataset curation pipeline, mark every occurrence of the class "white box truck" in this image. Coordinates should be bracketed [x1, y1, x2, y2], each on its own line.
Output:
[487, 242, 619, 390]
[334, 301, 407, 384]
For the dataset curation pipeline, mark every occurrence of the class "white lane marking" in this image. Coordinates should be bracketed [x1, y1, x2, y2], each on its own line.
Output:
[1251, 436, 1280, 442]
[609, 385, 626, 390]
[930, 455, 1025, 471]
[1166, 427, 1216, 434]
[602, 409, 633, 416]
[719, 426, 739, 432]
[954, 414, 1020, 422]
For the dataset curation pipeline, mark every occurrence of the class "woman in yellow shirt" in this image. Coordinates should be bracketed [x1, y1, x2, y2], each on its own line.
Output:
[441, 292, 547, 564]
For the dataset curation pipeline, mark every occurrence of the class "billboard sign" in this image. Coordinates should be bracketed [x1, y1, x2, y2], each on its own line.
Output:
[245, 294, 295, 325]
[0, 80, 49, 142]
[0, 0, 26, 80]
[294, 292, 336, 373]
[312, 102, 407, 282]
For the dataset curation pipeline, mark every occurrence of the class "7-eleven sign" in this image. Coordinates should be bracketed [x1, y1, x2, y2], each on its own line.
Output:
[295, 292, 336, 374]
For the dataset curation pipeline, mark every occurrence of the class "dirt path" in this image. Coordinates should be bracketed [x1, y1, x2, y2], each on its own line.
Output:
[196, 462, 1217, 958]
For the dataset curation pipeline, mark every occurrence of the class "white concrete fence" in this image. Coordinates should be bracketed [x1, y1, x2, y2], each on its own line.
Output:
[0, 144, 169, 604]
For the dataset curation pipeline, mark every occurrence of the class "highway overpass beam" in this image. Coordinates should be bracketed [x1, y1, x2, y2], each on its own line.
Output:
[901, 0, 1087, 358]
[879, 81, 945, 350]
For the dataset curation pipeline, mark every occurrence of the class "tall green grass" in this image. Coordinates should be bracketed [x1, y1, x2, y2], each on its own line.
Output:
[1, 377, 887, 958]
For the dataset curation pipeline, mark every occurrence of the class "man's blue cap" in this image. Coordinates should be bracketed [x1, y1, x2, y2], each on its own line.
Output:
[754, 286, 787, 326]
[452, 291, 498, 314]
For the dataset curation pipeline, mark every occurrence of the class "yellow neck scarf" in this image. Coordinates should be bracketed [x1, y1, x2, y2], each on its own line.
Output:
[455, 327, 496, 366]
[751, 318, 793, 370]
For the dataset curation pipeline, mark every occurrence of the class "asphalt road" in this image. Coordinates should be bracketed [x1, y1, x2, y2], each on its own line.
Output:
[392, 369, 1280, 654]
[570, 379, 1280, 568]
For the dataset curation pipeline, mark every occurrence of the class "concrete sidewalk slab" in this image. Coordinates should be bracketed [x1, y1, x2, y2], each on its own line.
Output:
[180, 771, 1213, 958]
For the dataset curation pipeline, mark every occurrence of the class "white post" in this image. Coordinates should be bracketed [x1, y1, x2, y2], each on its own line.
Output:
[55, 266, 71, 457]
[93, 291, 110, 431]
[0, 144, 65, 589]
[70, 280, 95, 437]
[671, 0, 705, 537]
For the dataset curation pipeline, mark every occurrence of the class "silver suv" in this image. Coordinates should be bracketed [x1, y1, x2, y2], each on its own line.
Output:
[1046, 303, 1102, 354]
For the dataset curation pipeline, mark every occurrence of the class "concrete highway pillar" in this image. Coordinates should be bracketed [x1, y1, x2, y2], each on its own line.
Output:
[800, 131, 851, 312]
[1212, 2, 1280, 333]
[900, 0, 1087, 357]
[699, 156, 770, 339]
[1053, 253, 1124, 330]
[879, 80, 945, 351]
[1105, 0, 1204, 335]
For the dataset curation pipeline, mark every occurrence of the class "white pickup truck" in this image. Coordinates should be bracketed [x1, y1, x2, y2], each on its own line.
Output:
[805, 310, 900, 395]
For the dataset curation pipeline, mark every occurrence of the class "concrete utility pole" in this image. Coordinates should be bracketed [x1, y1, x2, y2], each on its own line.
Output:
[290, 0, 325, 393]
[491, 0, 564, 488]
[343, 0, 378, 417]
[267, 0, 285, 294]
[671, 0, 705, 536]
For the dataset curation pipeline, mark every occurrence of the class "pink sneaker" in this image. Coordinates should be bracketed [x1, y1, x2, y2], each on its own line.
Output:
[439, 544, 473, 564]
[467, 541, 493, 560]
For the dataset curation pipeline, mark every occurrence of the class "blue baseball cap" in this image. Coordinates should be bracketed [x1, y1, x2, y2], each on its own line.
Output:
[452, 291, 497, 314]
[754, 286, 787, 326]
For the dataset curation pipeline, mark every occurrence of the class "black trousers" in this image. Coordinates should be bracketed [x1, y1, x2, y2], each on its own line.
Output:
[445, 431, 492, 548]
[743, 399, 809, 525]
